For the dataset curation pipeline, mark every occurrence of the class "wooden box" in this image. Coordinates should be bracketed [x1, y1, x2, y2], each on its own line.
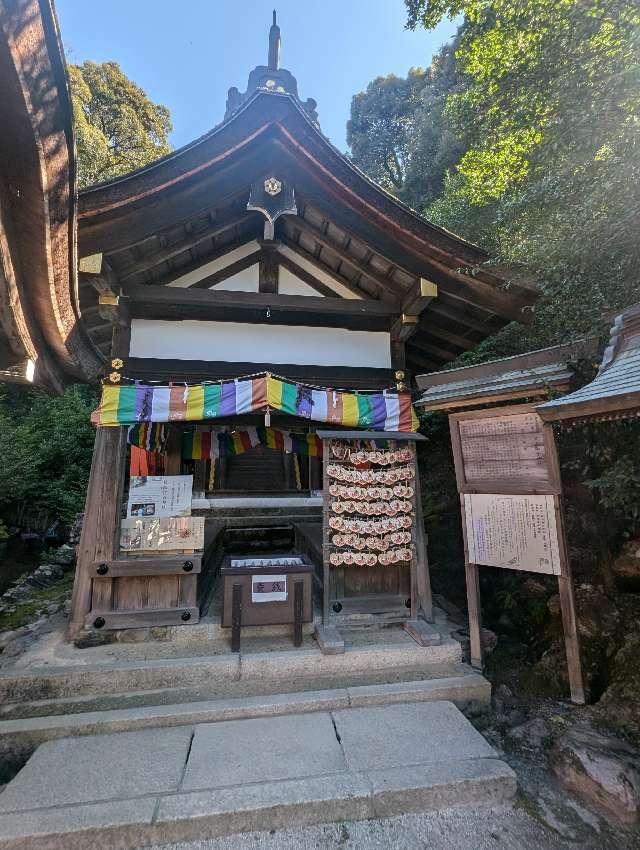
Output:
[220, 555, 313, 627]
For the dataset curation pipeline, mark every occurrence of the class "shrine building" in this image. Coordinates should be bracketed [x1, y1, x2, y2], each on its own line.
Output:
[1, 8, 536, 641]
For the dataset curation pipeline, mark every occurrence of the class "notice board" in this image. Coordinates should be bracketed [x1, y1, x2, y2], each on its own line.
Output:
[463, 493, 561, 575]
[451, 408, 559, 494]
[448, 403, 584, 703]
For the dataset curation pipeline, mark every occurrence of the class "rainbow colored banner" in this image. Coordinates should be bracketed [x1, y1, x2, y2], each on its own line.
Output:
[92, 374, 419, 432]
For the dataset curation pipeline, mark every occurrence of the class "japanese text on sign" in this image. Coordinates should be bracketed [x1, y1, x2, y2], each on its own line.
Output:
[251, 574, 288, 603]
[464, 493, 561, 575]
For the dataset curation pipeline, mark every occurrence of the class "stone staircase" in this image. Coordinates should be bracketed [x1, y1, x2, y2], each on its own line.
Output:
[0, 612, 489, 763]
[0, 610, 514, 848]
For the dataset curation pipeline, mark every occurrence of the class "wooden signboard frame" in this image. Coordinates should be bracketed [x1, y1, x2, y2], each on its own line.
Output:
[449, 403, 585, 704]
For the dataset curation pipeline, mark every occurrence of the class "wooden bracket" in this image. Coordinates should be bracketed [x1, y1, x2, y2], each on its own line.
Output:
[401, 278, 438, 316]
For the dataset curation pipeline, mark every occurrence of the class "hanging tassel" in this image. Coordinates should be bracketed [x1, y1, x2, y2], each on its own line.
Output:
[264, 406, 271, 427]
[293, 453, 302, 491]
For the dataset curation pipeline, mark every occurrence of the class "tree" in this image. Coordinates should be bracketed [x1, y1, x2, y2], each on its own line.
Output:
[347, 40, 469, 211]
[69, 61, 173, 188]
[347, 69, 427, 196]
[405, 0, 640, 346]
[0, 385, 98, 525]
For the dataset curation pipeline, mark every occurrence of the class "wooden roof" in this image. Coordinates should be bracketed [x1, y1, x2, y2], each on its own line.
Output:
[414, 340, 596, 411]
[0, 0, 102, 391]
[77, 84, 536, 372]
[537, 304, 640, 424]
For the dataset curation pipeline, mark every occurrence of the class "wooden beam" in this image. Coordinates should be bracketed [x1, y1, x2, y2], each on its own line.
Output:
[188, 250, 262, 289]
[391, 314, 419, 343]
[402, 278, 438, 316]
[258, 242, 279, 294]
[68, 426, 127, 638]
[127, 357, 395, 389]
[124, 283, 393, 330]
[428, 299, 502, 336]
[131, 234, 260, 289]
[117, 214, 255, 281]
[408, 336, 460, 363]
[292, 217, 403, 299]
[422, 323, 479, 352]
[279, 234, 384, 301]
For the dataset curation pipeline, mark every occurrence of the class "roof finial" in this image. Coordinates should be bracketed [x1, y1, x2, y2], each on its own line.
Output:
[268, 9, 280, 71]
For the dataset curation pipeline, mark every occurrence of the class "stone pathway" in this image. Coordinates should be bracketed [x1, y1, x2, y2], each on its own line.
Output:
[141, 804, 636, 850]
[0, 701, 515, 850]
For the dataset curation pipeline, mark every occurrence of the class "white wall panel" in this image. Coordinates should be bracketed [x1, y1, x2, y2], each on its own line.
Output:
[130, 319, 391, 368]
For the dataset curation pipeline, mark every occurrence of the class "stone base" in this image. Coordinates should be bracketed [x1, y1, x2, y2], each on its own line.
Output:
[315, 624, 345, 655]
[404, 618, 442, 647]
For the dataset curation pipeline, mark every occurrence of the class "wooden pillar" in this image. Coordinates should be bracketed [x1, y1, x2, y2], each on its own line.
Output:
[555, 495, 586, 704]
[164, 427, 182, 475]
[258, 242, 279, 294]
[68, 426, 128, 639]
[412, 443, 433, 622]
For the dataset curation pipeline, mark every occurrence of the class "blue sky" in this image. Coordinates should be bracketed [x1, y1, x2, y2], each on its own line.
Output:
[56, 0, 456, 153]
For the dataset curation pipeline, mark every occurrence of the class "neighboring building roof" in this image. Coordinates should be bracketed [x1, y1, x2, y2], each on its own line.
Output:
[537, 304, 640, 424]
[415, 340, 596, 411]
[0, 0, 102, 391]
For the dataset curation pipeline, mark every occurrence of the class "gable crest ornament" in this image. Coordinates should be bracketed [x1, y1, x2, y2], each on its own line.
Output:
[264, 176, 282, 196]
[248, 174, 296, 239]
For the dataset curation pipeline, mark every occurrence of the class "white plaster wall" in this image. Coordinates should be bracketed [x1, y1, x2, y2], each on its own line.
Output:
[278, 266, 323, 297]
[211, 265, 259, 292]
[130, 319, 391, 368]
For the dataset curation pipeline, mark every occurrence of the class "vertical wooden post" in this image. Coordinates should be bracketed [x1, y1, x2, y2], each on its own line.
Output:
[321, 439, 330, 625]
[164, 427, 182, 475]
[545, 424, 585, 704]
[555, 498, 586, 704]
[68, 425, 128, 639]
[460, 495, 483, 669]
[412, 442, 433, 622]
[231, 583, 242, 652]
[465, 563, 483, 669]
[293, 580, 303, 647]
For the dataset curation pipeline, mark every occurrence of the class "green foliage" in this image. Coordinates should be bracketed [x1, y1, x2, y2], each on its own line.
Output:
[350, 0, 640, 611]
[348, 38, 468, 209]
[69, 61, 172, 188]
[347, 69, 427, 194]
[0, 385, 98, 525]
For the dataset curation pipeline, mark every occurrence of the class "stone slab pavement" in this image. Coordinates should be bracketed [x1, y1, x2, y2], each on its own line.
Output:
[0, 701, 517, 850]
[141, 804, 631, 850]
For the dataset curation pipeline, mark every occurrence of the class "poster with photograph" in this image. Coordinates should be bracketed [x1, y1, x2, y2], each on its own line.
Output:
[464, 493, 561, 575]
[127, 476, 193, 519]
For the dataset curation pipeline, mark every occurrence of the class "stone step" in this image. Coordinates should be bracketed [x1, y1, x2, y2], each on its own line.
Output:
[0, 634, 462, 705]
[0, 673, 491, 763]
[0, 702, 516, 850]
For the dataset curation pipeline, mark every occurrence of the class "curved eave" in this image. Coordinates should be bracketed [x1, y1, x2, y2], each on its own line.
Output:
[79, 91, 488, 268]
[0, 0, 103, 392]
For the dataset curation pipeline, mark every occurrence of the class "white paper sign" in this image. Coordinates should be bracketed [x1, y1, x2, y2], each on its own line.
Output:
[464, 493, 561, 575]
[251, 574, 287, 603]
[127, 476, 193, 519]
